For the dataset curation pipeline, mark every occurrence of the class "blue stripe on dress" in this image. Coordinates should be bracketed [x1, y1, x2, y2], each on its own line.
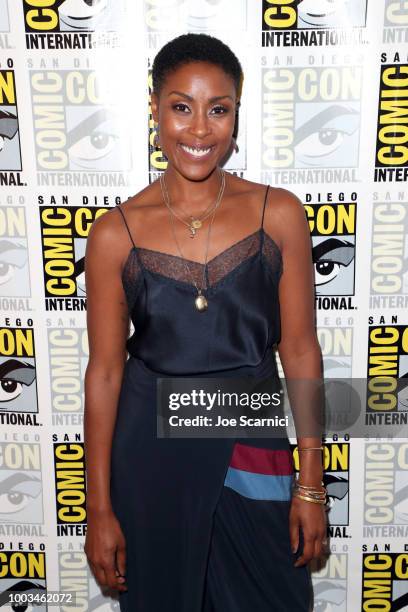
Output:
[224, 467, 293, 501]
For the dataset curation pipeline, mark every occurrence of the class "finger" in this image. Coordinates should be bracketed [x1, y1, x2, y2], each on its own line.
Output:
[313, 536, 323, 560]
[104, 562, 120, 589]
[116, 546, 127, 581]
[93, 564, 108, 588]
[294, 538, 314, 567]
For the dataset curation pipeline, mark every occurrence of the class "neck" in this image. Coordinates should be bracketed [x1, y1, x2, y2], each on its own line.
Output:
[161, 165, 224, 211]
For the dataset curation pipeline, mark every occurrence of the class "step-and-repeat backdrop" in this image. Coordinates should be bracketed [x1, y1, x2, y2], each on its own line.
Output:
[0, 1, 407, 610]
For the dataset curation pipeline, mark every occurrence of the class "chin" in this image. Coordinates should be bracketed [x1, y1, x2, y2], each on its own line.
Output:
[178, 165, 219, 182]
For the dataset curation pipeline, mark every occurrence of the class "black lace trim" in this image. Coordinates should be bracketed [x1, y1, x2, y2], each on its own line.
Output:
[121, 230, 282, 312]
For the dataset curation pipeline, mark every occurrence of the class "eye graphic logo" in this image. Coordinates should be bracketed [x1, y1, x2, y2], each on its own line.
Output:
[261, 67, 361, 173]
[310, 553, 348, 611]
[0, 70, 22, 172]
[0, 442, 43, 525]
[144, 0, 247, 34]
[0, 208, 30, 298]
[362, 553, 408, 611]
[0, 0, 10, 32]
[305, 203, 356, 297]
[261, 0, 367, 47]
[0, 328, 38, 415]
[263, 0, 367, 30]
[0, 551, 46, 610]
[292, 443, 350, 529]
[23, 0, 124, 33]
[318, 325, 353, 378]
[30, 71, 131, 185]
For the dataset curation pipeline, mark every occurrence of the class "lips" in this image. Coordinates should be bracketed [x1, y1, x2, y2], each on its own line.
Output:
[178, 143, 214, 159]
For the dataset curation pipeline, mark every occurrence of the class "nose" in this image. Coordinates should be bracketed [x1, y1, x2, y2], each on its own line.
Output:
[189, 109, 211, 138]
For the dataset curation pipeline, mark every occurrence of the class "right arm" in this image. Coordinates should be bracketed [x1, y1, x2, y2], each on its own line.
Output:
[83, 207, 130, 592]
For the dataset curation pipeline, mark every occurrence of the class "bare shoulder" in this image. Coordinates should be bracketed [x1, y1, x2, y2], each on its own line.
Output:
[264, 187, 305, 219]
[226, 174, 269, 201]
[86, 183, 159, 259]
[86, 203, 127, 258]
[263, 187, 307, 251]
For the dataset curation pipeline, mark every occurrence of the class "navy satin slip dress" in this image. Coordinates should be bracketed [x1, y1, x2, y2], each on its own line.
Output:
[109, 185, 312, 611]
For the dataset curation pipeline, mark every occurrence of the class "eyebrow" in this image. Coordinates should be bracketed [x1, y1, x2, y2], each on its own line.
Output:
[167, 90, 233, 102]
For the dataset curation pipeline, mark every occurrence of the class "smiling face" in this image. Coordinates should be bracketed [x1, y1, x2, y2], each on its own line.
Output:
[151, 61, 239, 180]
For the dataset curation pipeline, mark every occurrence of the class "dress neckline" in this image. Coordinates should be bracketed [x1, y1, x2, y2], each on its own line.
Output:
[120, 228, 283, 299]
[124, 228, 281, 271]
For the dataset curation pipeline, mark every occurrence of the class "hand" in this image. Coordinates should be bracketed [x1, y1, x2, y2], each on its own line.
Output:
[85, 507, 128, 592]
[289, 495, 327, 567]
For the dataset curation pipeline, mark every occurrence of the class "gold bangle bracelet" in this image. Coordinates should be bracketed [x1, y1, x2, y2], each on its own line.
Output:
[293, 493, 326, 505]
[298, 447, 324, 452]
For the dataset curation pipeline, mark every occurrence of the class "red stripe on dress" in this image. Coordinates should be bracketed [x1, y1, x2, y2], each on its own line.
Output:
[229, 442, 293, 476]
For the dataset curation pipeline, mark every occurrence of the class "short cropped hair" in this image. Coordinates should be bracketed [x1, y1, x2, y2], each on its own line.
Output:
[152, 33, 243, 97]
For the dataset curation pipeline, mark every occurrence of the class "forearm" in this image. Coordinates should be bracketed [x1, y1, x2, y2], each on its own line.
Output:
[278, 340, 324, 486]
[84, 366, 125, 513]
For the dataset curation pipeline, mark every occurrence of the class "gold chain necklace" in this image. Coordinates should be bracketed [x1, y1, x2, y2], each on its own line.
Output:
[160, 170, 226, 311]
[160, 169, 224, 238]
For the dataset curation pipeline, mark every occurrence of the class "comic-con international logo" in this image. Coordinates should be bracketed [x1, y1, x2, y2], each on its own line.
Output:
[53, 440, 86, 536]
[0, 67, 24, 186]
[48, 325, 88, 426]
[0, 440, 44, 534]
[292, 441, 350, 536]
[0, 327, 40, 427]
[0, 206, 31, 302]
[364, 443, 408, 538]
[261, 0, 367, 47]
[23, 0, 126, 49]
[147, 66, 247, 180]
[58, 547, 120, 609]
[310, 553, 348, 611]
[318, 322, 353, 378]
[40, 205, 108, 310]
[261, 63, 362, 185]
[383, 0, 408, 44]
[362, 552, 408, 611]
[305, 200, 356, 310]
[366, 324, 408, 426]
[144, 0, 247, 45]
[29, 68, 132, 186]
[0, 550, 47, 609]
[370, 200, 408, 310]
[374, 61, 408, 183]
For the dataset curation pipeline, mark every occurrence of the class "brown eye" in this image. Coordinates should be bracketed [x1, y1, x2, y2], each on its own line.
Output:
[173, 103, 190, 113]
[211, 106, 228, 115]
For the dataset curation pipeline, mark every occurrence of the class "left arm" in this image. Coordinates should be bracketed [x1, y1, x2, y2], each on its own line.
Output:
[264, 187, 326, 567]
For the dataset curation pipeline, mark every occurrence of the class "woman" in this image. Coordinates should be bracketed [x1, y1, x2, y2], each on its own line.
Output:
[84, 33, 326, 611]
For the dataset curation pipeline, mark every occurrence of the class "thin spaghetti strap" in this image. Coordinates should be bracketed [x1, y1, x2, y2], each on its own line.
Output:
[117, 204, 136, 249]
[259, 185, 270, 255]
[260, 185, 270, 230]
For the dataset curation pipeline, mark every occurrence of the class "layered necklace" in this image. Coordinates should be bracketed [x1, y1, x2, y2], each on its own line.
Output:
[160, 170, 223, 238]
[159, 169, 226, 311]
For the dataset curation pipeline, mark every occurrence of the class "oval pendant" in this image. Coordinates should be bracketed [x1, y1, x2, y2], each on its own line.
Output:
[191, 219, 202, 230]
[195, 294, 208, 311]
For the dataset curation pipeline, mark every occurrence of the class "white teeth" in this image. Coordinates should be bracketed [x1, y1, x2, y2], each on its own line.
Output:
[180, 144, 212, 157]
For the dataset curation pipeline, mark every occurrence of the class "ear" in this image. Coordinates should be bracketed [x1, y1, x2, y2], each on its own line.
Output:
[151, 91, 159, 124]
